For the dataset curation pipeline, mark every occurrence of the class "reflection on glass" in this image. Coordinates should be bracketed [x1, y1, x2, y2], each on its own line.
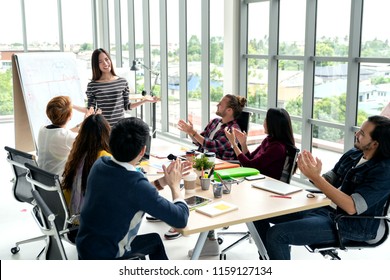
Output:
[150, 0, 161, 132]
[278, 60, 304, 116]
[357, 63, 390, 126]
[313, 62, 347, 125]
[109, 0, 116, 66]
[279, 0, 306, 56]
[247, 1, 269, 55]
[121, 0, 129, 68]
[134, 0, 144, 96]
[210, 0, 224, 112]
[316, 0, 350, 57]
[247, 58, 268, 110]
[0, 1, 23, 50]
[25, 0, 59, 50]
[246, 112, 266, 150]
[361, 0, 390, 58]
[167, 0, 180, 135]
[187, 0, 202, 134]
[312, 124, 344, 154]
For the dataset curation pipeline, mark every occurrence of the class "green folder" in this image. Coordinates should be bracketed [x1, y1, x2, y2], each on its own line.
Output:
[213, 167, 259, 181]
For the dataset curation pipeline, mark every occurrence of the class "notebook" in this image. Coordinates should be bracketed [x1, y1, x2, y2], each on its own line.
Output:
[251, 179, 303, 195]
[214, 167, 259, 180]
[195, 201, 238, 217]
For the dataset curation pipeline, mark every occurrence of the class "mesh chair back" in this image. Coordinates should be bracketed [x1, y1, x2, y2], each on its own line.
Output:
[5, 146, 37, 204]
[25, 163, 69, 235]
[279, 146, 300, 184]
[32, 189, 68, 260]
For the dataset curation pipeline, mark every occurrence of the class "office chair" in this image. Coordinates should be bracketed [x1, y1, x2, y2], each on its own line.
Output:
[4, 146, 46, 256]
[31, 189, 69, 260]
[218, 146, 300, 260]
[305, 196, 390, 260]
[25, 163, 145, 260]
[236, 110, 251, 134]
[25, 162, 79, 260]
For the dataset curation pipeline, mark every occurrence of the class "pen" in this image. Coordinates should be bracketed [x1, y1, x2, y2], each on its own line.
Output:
[270, 195, 292, 199]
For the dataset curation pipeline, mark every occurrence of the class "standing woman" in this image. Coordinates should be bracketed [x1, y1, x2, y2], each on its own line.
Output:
[225, 108, 296, 180]
[83, 48, 158, 126]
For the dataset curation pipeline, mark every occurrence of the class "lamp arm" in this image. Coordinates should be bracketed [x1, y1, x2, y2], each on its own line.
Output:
[139, 62, 159, 76]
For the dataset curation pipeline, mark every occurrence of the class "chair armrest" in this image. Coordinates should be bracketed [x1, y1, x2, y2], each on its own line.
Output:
[334, 213, 390, 250]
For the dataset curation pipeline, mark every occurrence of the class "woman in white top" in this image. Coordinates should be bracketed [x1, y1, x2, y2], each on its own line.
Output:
[37, 95, 93, 176]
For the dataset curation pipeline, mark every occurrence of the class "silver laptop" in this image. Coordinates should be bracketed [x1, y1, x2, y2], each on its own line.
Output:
[252, 179, 302, 195]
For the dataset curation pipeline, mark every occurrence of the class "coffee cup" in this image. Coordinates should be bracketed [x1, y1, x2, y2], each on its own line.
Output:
[183, 172, 197, 194]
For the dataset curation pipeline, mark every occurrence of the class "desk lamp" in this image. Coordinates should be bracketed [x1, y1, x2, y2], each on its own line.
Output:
[130, 60, 159, 138]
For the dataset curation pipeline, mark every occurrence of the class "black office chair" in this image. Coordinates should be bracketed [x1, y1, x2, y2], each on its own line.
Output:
[218, 146, 300, 260]
[4, 146, 46, 256]
[25, 162, 78, 260]
[305, 196, 390, 260]
[236, 110, 251, 134]
[31, 189, 69, 260]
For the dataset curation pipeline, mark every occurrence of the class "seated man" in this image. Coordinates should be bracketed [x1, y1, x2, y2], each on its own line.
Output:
[76, 117, 189, 260]
[253, 115, 390, 260]
[178, 94, 247, 160]
[176, 94, 247, 255]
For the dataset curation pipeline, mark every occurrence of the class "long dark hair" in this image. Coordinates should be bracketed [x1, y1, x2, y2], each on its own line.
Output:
[61, 114, 111, 194]
[90, 48, 117, 81]
[266, 108, 296, 148]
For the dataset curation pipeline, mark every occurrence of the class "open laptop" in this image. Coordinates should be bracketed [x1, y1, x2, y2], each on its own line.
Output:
[252, 179, 302, 195]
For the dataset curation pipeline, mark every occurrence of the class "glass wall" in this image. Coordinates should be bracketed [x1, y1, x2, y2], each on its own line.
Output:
[243, 0, 390, 179]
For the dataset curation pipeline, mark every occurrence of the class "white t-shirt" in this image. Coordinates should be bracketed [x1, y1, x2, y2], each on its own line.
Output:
[37, 126, 77, 176]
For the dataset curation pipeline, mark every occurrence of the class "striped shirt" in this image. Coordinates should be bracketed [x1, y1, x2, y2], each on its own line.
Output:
[86, 77, 131, 126]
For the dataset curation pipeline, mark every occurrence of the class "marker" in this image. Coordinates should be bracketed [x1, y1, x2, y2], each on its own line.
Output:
[270, 195, 292, 199]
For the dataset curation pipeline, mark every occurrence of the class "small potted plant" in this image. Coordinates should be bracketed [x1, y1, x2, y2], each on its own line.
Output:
[193, 154, 214, 185]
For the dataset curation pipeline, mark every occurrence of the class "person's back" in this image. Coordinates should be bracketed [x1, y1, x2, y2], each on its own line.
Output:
[37, 96, 77, 176]
[61, 114, 111, 220]
[76, 117, 189, 260]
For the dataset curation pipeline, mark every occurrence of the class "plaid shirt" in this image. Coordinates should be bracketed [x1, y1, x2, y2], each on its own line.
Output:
[197, 118, 240, 160]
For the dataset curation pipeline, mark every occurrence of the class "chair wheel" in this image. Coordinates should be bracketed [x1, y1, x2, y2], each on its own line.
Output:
[11, 246, 20, 254]
[217, 237, 224, 245]
[219, 254, 227, 260]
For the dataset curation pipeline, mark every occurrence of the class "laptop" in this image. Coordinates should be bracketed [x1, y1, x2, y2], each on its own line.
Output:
[251, 179, 302, 195]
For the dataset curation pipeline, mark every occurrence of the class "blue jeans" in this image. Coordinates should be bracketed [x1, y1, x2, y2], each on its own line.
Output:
[124, 233, 168, 260]
[253, 207, 339, 260]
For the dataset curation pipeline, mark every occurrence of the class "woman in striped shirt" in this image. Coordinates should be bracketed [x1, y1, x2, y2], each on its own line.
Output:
[76, 48, 158, 126]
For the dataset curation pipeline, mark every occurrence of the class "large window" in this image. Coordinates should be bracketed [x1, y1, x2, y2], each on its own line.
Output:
[243, 0, 390, 180]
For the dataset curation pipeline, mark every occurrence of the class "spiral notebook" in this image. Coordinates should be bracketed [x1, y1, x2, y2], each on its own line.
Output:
[195, 201, 238, 217]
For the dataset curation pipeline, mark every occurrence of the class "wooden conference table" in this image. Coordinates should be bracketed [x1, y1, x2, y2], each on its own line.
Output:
[142, 139, 331, 260]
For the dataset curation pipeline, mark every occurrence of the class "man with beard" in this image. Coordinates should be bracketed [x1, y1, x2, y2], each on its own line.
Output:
[165, 94, 246, 255]
[177, 94, 247, 160]
[252, 115, 390, 260]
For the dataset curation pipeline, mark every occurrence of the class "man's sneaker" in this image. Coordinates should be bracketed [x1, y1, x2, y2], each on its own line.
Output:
[146, 215, 161, 222]
[188, 238, 219, 257]
[164, 228, 182, 240]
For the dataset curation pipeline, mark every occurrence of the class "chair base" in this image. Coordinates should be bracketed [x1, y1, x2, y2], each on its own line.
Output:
[218, 231, 252, 260]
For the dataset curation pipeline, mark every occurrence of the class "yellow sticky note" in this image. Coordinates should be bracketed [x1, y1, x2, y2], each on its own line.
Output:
[214, 204, 230, 211]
